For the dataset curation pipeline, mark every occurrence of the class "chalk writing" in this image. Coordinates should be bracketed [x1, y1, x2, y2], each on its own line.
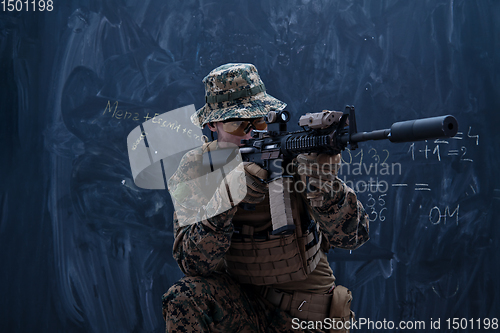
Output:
[366, 193, 387, 222]
[341, 148, 390, 165]
[102, 101, 143, 121]
[104, 101, 205, 143]
[391, 182, 432, 191]
[429, 205, 460, 225]
[415, 183, 431, 191]
[407, 126, 478, 163]
[460, 147, 473, 162]
[433, 144, 441, 161]
[467, 126, 479, 145]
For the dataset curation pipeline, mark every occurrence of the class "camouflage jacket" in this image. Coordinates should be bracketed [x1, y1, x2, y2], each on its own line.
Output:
[168, 145, 369, 276]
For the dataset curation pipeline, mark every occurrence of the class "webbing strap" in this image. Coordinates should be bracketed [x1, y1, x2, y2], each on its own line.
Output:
[205, 84, 266, 104]
[304, 231, 322, 260]
[229, 232, 296, 250]
[237, 220, 273, 237]
[227, 236, 324, 284]
[235, 268, 307, 285]
[290, 291, 333, 321]
[305, 246, 322, 274]
[261, 287, 333, 321]
[226, 241, 299, 263]
[269, 177, 295, 234]
[227, 253, 303, 277]
[302, 222, 320, 245]
[227, 230, 323, 279]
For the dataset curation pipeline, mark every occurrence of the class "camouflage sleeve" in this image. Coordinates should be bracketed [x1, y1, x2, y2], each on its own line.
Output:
[305, 177, 370, 250]
[172, 208, 236, 276]
[168, 145, 236, 276]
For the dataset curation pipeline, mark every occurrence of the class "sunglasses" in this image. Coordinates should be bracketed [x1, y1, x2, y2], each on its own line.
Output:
[221, 117, 267, 136]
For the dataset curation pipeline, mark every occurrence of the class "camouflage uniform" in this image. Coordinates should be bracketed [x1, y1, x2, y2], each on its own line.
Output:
[162, 64, 369, 333]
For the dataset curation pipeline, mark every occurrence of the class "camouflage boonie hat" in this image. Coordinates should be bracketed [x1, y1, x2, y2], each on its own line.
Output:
[191, 63, 287, 128]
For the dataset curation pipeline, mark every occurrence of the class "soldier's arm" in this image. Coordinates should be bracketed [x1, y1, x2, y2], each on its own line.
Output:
[306, 177, 370, 250]
[172, 208, 236, 276]
[168, 147, 237, 276]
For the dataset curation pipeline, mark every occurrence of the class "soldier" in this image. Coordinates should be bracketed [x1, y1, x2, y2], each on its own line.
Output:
[163, 63, 369, 332]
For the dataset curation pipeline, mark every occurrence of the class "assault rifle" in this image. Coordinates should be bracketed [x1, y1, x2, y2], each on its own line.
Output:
[205, 106, 458, 235]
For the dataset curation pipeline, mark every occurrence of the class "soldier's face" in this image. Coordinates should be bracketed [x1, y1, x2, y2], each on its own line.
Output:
[208, 121, 253, 147]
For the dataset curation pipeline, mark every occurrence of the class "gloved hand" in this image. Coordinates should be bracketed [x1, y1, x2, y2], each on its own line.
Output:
[240, 162, 268, 204]
[296, 153, 341, 207]
[204, 160, 269, 221]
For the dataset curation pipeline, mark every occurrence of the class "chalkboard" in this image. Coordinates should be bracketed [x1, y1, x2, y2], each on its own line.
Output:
[1, 0, 499, 332]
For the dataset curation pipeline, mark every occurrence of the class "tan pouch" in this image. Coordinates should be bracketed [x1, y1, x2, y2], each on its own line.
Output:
[329, 285, 354, 333]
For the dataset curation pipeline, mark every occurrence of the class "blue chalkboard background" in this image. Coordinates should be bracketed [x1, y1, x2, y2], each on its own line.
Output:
[1, 0, 499, 332]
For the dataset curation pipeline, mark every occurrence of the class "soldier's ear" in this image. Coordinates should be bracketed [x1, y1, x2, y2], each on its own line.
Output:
[207, 122, 217, 132]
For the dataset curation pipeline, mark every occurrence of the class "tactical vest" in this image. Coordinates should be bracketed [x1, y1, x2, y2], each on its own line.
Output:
[224, 193, 324, 286]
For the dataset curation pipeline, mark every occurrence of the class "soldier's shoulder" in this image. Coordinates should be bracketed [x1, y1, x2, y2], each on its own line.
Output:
[181, 145, 204, 162]
[181, 140, 216, 161]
